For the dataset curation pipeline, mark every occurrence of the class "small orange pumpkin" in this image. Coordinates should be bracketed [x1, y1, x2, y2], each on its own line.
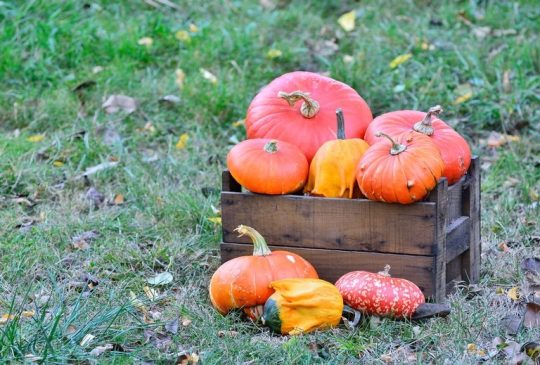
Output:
[356, 131, 444, 204]
[304, 109, 370, 198]
[227, 138, 308, 195]
[209, 225, 318, 318]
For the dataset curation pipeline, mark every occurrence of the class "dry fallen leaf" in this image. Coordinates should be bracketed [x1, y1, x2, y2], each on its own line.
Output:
[80, 333, 96, 347]
[71, 231, 99, 251]
[176, 352, 199, 365]
[487, 131, 520, 148]
[498, 242, 510, 252]
[338, 10, 356, 32]
[232, 119, 244, 128]
[143, 286, 158, 301]
[26, 134, 45, 143]
[102, 95, 137, 114]
[266, 49, 282, 59]
[53, 160, 64, 167]
[523, 302, 540, 329]
[200, 68, 218, 84]
[175, 69, 186, 89]
[175, 30, 191, 42]
[165, 318, 179, 334]
[208, 217, 221, 225]
[217, 330, 238, 337]
[85, 187, 105, 208]
[138, 37, 153, 47]
[189, 23, 198, 32]
[182, 317, 192, 327]
[389, 53, 412, 69]
[175, 133, 189, 149]
[89, 344, 113, 357]
[113, 194, 125, 205]
[147, 272, 173, 286]
[503, 70, 512, 93]
[507, 287, 520, 301]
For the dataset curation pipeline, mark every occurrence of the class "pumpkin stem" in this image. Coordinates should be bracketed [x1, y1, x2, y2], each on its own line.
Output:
[278, 91, 320, 119]
[378, 265, 392, 277]
[336, 109, 346, 139]
[264, 140, 279, 153]
[413, 105, 443, 136]
[234, 225, 272, 256]
[375, 132, 407, 155]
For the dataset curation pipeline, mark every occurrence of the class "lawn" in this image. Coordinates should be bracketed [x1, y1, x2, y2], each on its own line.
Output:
[0, 0, 539, 363]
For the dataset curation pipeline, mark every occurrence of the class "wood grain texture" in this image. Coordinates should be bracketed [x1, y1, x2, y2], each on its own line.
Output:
[446, 178, 464, 224]
[220, 242, 437, 297]
[461, 156, 481, 282]
[222, 191, 437, 255]
[445, 217, 471, 262]
[428, 177, 448, 303]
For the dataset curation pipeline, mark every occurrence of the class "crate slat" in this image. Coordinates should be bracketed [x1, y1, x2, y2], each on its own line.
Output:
[220, 242, 436, 297]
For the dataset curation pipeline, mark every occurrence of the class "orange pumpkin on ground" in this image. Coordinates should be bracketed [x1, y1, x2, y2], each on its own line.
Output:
[209, 225, 318, 319]
[356, 131, 444, 204]
[363, 106, 471, 185]
[304, 109, 370, 198]
[227, 138, 308, 195]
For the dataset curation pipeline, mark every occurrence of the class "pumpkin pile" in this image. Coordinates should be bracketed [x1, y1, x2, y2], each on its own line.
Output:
[209, 71, 465, 334]
[228, 71, 471, 204]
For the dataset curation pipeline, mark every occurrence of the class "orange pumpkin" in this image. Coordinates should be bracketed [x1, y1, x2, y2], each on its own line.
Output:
[356, 131, 444, 204]
[305, 109, 369, 198]
[209, 225, 318, 318]
[227, 138, 308, 195]
[363, 106, 471, 185]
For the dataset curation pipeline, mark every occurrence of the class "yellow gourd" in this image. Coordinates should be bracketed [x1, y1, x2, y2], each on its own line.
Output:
[304, 109, 369, 198]
[261, 278, 343, 335]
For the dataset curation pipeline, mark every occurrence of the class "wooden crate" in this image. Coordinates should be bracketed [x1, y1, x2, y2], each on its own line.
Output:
[220, 157, 480, 302]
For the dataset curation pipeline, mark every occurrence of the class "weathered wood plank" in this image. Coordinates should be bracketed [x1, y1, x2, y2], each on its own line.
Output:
[461, 157, 480, 283]
[222, 170, 241, 192]
[427, 177, 448, 303]
[446, 178, 464, 224]
[220, 242, 437, 298]
[445, 216, 471, 262]
[222, 192, 437, 255]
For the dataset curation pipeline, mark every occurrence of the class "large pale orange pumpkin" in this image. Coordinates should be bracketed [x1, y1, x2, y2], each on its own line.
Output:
[356, 131, 444, 204]
[305, 109, 369, 198]
[227, 138, 308, 195]
[364, 106, 471, 185]
[245, 71, 373, 162]
[209, 225, 318, 318]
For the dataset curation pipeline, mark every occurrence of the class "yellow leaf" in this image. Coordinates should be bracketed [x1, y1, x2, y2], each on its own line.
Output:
[113, 194, 124, 205]
[175, 133, 189, 149]
[389, 53, 412, 69]
[208, 217, 222, 225]
[22, 310, 35, 318]
[338, 10, 356, 32]
[200, 68, 218, 84]
[487, 131, 520, 148]
[453, 92, 473, 105]
[266, 49, 282, 59]
[175, 69, 186, 89]
[530, 188, 539, 201]
[495, 287, 505, 295]
[53, 160, 64, 167]
[175, 30, 191, 42]
[27, 134, 45, 143]
[0, 314, 15, 324]
[137, 37, 153, 47]
[507, 287, 520, 301]
[143, 286, 158, 301]
[232, 119, 244, 127]
[189, 23, 198, 33]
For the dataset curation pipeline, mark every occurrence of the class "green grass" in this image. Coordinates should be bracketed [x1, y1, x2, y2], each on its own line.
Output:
[1, 0, 539, 363]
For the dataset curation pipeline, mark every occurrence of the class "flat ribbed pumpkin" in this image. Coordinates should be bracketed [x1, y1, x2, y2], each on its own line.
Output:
[262, 278, 343, 335]
[209, 225, 318, 319]
[245, 71, 373, 162]
[363, 106, 471, 185]
[356, 131, 444, 204]
[305, 109, 370, 198]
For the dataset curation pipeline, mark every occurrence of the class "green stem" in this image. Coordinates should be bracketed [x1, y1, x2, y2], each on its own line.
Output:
[413, 105, 443, 136]
[375, 132, 407, 155]
[234, 225, 272, 256]
[336, 109, 346, 139]
[278, 91, 320, 118]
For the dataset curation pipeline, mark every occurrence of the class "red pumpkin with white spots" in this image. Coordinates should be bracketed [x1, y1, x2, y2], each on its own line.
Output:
[335, 265, 425, 318]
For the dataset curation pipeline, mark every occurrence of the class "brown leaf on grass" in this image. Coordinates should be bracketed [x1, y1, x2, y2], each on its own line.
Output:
[102, 95, 137, 114]
[507, 287, 520, 301]
[498, 242, 510, 252]
[306, 38, 339, 58]
[165, 318, 179, 334]
[113, 194, 125, 205]
[176, 352, 199, 365]
[503, 70, 512, 93]
[501, 314, 522, 336]
[85, 187, 105, 208]
[71, 231, 99, 250]
[217, 330, 238, 337]
[89, 344, 113, 357]
[523, 302, 540, 329]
